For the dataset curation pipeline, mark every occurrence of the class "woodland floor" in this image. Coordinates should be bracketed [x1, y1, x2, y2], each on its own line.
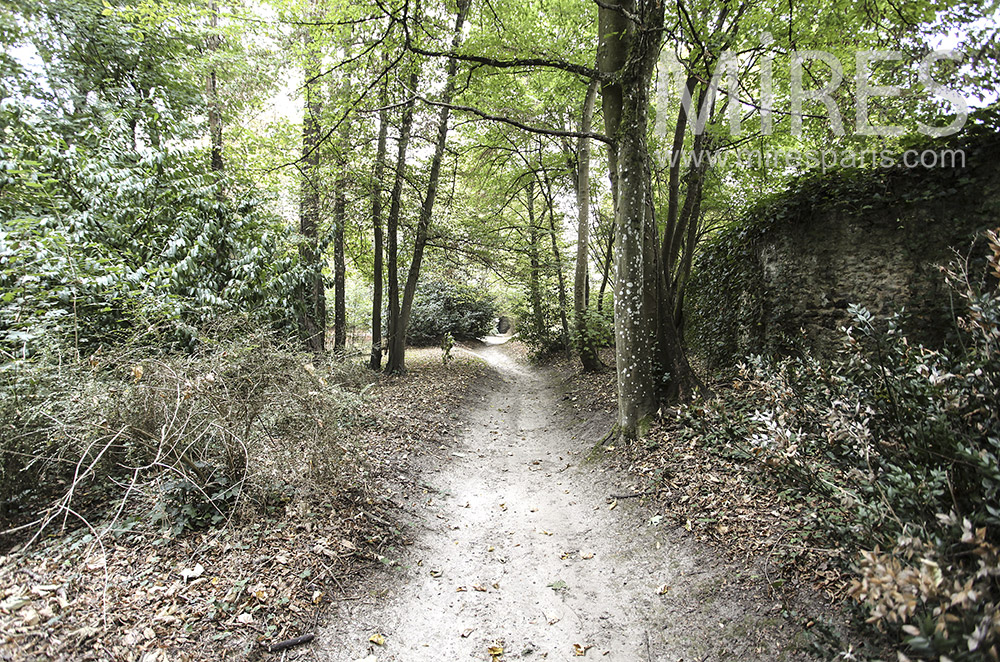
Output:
[314, 339, 852, 662]
[1, 339, 866, 662]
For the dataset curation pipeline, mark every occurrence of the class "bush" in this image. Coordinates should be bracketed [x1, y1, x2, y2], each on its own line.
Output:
[681, 228, 1000, 659]
[0, 322, 376, 542]
[407, 280, 497, 345]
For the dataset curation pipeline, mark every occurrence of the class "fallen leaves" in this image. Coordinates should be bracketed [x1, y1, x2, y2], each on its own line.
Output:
[368, 632, 386, 646]
[572, 643, 593, 656]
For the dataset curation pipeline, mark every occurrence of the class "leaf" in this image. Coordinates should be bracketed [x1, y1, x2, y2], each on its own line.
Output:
[369, 633, 386, 646]
[131, 364, 144, 382]
[488, 645, 503, 659]
[547, 580, 567, 590]
[656, 584, 671, 595]
[572, 643, 592, 656]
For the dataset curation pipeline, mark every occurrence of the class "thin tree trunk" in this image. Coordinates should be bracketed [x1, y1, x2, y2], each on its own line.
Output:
[596, 209, 614, 314]
[333, 59, 351, 354]
[298, 25, 325, 353]
[542, 170, 572, 360]
[386, 0, 471, 373]
[526, 181, 544, 339]
[385, 68, 418, 372]
[333, 180, 346, 352]
[574, 78, 602, 371]
[369, 84, 389, 371]
[206, 3, 223, 176]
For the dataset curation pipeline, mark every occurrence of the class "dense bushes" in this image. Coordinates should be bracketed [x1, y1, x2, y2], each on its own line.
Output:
[680, 229, 1000, 659]
[406, 280, 497, 345]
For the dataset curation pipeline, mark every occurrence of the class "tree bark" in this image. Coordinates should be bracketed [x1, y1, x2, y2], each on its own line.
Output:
[598, 0, 664, 439]
[333, 66, 351, 354]
[386, 0, 471, 374]
[526, 180, 545, 339]
[385, 68, 418, 372]
[574, 78, 602, 371]
[369, 85, 389, 371]
[596, 208, 614, 314]
[333, 179, 346, 352]
[206, 3, 223, 176]
[298, 25, 325, 353]
[542, 169, 572, 360]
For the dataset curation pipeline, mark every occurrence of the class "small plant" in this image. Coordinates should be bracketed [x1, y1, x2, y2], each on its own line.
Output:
[441, 332, 455, 364]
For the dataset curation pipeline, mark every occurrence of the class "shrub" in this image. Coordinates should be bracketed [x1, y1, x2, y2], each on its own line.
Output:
[681, 228, 1000, 659]
[0, 322, 375, 542]
[407, 280, 497, 345]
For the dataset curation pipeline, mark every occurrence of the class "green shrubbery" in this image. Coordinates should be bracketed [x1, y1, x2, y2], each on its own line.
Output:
[406, 279, 497, 345]
[681, 229, 1000, 659]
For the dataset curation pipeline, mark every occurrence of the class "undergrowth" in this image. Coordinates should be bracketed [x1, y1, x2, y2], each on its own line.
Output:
[0, 320, 377, 545]
[676, 229, 1000, 660]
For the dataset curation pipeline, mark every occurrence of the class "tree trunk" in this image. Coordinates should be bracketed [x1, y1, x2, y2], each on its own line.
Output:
[384, 68, 418, 372]
[386, 0, 471, 374]
[298, 26, 325, 353]
[333, 180, 346, 353]
[541, 169, 572, 360]
[598, 0, 664, 439]
[206, 3, 223, 176]
[574, 78, 602, 372]
[369, 86, 389, 371]
[333, 66, 350, 354]
[596, 208, 614, 314]
[526, 181, 545, 339]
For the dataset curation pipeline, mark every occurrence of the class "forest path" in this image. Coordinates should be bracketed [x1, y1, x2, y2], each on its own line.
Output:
[317, 340, 813, 662]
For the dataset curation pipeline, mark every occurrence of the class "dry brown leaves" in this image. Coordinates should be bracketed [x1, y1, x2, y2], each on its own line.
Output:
[0, 347, 490, 662]
[553, 351, 850, 604]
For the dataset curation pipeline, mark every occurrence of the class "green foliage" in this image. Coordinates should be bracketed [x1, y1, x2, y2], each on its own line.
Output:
[407, 280, 497, 345]
[0, 95, 300, 353]
[681, 229, 1000, 659]
[151, 469, 238, 536]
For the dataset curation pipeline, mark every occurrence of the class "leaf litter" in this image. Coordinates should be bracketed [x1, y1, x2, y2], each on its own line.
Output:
[0, 348, 489, 661]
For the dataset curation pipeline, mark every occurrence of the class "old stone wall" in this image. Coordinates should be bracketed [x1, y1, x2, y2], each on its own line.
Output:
[688, 129, 1000, 371]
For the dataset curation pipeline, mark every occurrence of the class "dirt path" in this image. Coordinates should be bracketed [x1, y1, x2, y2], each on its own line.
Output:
[317, 341, 816, 662]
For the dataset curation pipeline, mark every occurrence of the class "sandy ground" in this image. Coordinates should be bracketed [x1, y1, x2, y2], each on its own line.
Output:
[314, 341, 818, 662]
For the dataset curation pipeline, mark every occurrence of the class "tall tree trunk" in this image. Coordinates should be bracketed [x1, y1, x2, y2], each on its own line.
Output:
[298, 25, 325, 353]
[574, 78, 602, 371]
[333, 60, 351, 354]
[333, 178, 347, 352]
[598, 0, 664, 439]
[369, 84, 389, 371]
[596, 208, 614, 314]
[385, 68, 418, 372]
[386, 0, 471, 373]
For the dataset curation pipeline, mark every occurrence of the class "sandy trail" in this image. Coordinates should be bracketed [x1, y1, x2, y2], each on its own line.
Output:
[317, 341, 814, 662]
